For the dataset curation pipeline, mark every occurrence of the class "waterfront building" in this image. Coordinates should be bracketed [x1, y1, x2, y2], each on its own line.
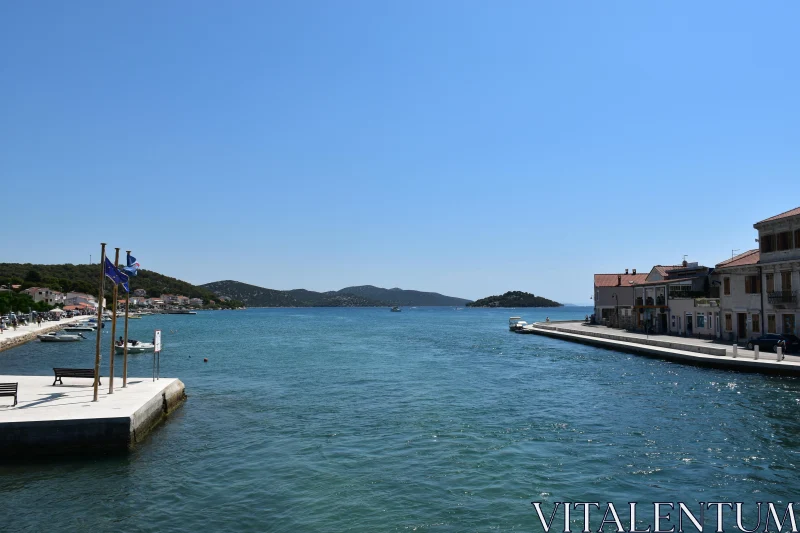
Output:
[133, 288, 147, 297]
[65, 292, 99, 309]
[631, 261, 718, 336]
[189, 297, 204, 307]
[756, 207, 800, 336]
[714, 206, 800, 342]
[593, 269, 647, 327]
[714, 249, 761, 342]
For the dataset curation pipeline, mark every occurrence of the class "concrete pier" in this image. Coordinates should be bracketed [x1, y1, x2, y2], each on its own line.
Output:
[521, 321, 800, 375]
[0, 375, 186, 457]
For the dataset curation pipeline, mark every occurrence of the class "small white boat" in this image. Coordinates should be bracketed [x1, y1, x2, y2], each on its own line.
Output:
[63, 325, 96, 332]
[509, 317, 528, 331]
[114, 341, 155, 354]
[38, 332, 85, 342]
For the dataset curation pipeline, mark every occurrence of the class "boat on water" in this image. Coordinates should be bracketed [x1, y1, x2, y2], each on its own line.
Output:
[390, 306, 401, 312]
[63, 325, 96, 332]
[114, 341, 155, 354]
[38, 332, 85, 342]
[509, 317, 528, 331]
[165, 310, 197, 315]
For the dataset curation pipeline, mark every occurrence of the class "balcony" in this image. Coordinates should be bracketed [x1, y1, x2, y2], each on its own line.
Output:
[768, 290, 798, 307]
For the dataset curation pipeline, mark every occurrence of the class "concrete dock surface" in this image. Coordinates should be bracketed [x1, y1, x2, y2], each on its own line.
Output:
[521, 320, 800, 374]
[0, 375, 185, 456]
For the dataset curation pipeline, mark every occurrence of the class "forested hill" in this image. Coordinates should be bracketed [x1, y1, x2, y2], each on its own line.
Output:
[200, 280, 386, 307]
[0, 263, 217, 302]
[201, 281, 473, 307]
[337, 285, 471, 306]
[466, 291, 562, 308]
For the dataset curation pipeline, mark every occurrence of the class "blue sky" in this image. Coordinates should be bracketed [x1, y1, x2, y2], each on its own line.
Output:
[2, 2, 799, 304]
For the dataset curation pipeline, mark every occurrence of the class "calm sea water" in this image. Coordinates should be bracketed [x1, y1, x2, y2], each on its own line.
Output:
[1, 306, 800, 532]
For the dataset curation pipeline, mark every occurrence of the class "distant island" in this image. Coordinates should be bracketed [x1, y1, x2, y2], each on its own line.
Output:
[466, 291, 562, 308]
[200, 281, 472, 308]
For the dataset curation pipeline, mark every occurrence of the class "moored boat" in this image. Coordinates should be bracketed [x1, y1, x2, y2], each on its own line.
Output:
[38, 332, 85, 342]
[114, 341, 155, 354]
[509, 317, 528, 331]
[390, 306, 401, 312]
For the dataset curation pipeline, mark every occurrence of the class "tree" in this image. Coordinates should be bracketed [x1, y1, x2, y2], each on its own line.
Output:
[25, 270, 42, 282]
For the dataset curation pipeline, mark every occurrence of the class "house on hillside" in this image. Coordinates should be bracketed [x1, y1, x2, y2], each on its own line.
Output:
[23, 287, 65, 306]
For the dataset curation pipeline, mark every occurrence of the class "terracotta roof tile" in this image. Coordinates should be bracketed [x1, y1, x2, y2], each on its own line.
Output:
[755, 206, 800, 226]
[715, 249, 760, 269]
[653, 265, 683, 277]
[594, 273, 649, 287]
[634, 277, 696, 287]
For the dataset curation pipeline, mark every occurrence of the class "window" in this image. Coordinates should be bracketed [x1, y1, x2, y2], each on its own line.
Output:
[781, 271, 792, 291]
[796, 229, 800, 249]
[761, 234, 776, 253]
[725, 314, 732, 331]
[669, 284, 692, 299]
[784, 314, 796, 335]
[768, 314, 776, 333]
[697, 314, 705, 328]
[723, 277, 730, 296]
[777, 231, 793, 251]
[745, 275, 761, 294]
[753, 313, 760, 333]
[766, 273, 775, 293]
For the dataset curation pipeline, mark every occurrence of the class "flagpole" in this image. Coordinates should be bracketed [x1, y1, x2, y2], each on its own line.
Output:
[108, 248, 120, 394]
[93, 243, 106, 402]
[123, 250, 131, 388]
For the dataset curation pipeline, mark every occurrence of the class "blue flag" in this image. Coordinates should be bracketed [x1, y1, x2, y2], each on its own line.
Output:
[104, 257, 130, 292]
[122, 253, 139, 276]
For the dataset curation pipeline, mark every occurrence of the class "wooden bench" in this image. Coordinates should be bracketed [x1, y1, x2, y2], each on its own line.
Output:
[53, 368, 100, 386]
[0, 383, 17, 406]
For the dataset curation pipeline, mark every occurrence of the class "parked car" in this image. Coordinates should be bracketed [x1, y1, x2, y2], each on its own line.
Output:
[747, 334, 800, 353]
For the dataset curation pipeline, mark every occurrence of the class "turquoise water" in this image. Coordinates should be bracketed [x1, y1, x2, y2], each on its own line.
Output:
[1, 306, 800, 532]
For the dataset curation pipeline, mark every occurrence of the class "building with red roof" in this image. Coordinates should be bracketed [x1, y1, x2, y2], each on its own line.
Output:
[714, 205, 800, 342]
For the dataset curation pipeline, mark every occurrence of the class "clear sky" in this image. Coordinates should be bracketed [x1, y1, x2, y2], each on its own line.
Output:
[2, 2, 799, 304]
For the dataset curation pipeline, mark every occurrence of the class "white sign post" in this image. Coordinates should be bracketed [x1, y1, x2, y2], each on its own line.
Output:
[153, 329, 162, 381]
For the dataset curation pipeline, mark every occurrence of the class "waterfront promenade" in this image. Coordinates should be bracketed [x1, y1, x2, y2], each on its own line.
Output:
[0, 315, 93, 353]
[522, 320, 800, 374]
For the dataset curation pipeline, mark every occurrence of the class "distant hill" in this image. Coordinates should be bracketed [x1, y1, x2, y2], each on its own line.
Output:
[200, 281, 472, 307]
[0, 263, 241, 307]
[466, 291, 562, 308]
[200, 280, 384, 307]
[337, 285, 471, 307]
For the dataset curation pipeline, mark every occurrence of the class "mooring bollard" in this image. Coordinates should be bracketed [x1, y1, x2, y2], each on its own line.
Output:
[732, 344, 738, 358]
[754, 345, 759, 360]
[777, 346, 783, 361]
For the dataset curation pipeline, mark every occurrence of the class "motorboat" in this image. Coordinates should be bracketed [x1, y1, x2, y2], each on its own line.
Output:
[390, 306, 401, 312]
[38, 332, 85, 342]
[63, 325, 96, 332]
[509, 317, 528, 331]
[114, 340, 155, 354]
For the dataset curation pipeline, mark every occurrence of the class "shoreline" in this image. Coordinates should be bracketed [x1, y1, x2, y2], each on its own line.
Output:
[0, 315, 95, 353]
